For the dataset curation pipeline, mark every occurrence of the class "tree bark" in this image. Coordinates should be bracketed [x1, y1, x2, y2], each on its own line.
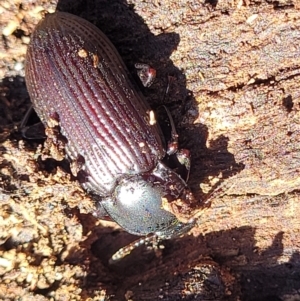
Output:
[0, 0, 299, 300]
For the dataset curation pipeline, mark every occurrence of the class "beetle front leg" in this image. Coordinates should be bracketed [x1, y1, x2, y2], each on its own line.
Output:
[167, 147, 191, 182]
[158, 105, 191, 182]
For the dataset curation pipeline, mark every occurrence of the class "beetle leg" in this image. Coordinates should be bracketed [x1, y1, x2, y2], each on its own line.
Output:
[21, 107, 68, 161]
[156, 105, 191, 182]
[172, 148, 191, 182]
[135, 67, 178, 155]
[135, 63, 156, 87]
[161, 105, 179, 155]
[20, 105, 46, 139]
[21, 122, 46, 140]
[93, 201, 111, 219]
[20, 105, 33, 129]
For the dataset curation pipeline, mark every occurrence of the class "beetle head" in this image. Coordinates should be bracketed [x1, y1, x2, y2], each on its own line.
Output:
[100, 162, 195, 238]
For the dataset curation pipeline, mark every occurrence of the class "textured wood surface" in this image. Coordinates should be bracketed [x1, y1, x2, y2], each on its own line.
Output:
[0, 0, 299, 300]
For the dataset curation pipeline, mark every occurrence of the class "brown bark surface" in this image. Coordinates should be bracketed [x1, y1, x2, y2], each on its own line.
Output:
[0, 0, 299, 300]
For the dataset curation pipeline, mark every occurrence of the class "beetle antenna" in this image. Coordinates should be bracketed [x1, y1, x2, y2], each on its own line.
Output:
[109, 234, 159, 264]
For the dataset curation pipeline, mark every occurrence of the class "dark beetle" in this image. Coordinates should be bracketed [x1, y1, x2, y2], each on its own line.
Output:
[25, 12, 195, 244]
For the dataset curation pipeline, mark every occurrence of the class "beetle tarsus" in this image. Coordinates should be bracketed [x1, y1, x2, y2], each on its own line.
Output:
[135, 63, 156, 87]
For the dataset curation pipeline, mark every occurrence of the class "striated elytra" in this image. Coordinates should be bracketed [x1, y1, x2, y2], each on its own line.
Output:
[25, 11, 195, 243]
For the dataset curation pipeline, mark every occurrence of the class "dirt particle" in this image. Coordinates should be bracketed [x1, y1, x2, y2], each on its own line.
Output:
[93, 54, 99, 68]
[149, 110, 156, 125]
[78, 49, 88, 58]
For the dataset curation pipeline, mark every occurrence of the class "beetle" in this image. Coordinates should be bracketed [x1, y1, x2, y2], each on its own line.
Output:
[25, 11, 195, 258]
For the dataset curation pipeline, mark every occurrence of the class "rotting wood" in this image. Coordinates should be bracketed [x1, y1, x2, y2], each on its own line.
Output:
[0, 0, 299, 300]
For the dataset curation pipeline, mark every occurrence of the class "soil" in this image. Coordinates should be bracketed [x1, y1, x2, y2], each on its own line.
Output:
[0, 0, 299, 300]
